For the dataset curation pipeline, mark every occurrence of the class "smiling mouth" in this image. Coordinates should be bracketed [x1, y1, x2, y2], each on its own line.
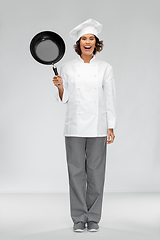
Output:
[84, 46, 91, 49]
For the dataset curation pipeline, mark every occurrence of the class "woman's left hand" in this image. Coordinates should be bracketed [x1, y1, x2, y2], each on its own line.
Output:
[107, 129, 115, 144]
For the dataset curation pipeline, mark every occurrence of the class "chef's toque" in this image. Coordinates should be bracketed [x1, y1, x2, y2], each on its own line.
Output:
[69, 19, 102, 41]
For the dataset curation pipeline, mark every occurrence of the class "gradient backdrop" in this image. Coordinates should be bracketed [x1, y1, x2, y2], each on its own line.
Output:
[0, 0, 160, 193]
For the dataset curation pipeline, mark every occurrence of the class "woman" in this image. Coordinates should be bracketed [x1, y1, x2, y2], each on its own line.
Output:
[53, 19, 116, 232]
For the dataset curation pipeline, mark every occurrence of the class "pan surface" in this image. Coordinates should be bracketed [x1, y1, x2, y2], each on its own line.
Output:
[30, 31, 65, 65]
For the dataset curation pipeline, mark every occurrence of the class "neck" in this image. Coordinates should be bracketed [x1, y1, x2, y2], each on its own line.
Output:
[80, 54, 94, 63]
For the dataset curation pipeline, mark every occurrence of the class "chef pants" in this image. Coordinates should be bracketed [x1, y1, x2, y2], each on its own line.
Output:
[65, 136, 107, 224]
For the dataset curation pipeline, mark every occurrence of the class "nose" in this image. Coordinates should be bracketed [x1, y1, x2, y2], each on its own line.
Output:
[86, 38, 90, 44]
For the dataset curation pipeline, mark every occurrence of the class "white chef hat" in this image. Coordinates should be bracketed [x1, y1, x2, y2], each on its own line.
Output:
[69, 19, 103, 41]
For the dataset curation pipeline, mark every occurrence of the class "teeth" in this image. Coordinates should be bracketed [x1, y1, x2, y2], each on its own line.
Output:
[85, 46, 91, 49]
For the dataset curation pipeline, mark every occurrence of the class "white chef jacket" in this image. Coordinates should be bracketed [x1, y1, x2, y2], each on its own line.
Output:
[56, 55, 116, 137]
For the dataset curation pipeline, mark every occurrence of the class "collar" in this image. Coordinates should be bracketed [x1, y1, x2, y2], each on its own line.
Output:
[78, 55, 96, 63]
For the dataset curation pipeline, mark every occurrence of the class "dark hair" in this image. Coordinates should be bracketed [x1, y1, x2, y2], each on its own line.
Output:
[74, 36, 104, 56]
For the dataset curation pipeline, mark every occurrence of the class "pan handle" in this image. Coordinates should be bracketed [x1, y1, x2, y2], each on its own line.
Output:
[52, 65, 58, 75]
[52, 64, 60, 86]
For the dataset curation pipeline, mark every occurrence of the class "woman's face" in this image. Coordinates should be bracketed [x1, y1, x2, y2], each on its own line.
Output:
[80, 34, 96, 56]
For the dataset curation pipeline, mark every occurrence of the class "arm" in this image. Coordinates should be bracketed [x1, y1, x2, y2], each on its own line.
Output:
[58, 86, 64, 101]
[52, 75, 64, 100]
[52, 66, 68, 103]
[104, 66, 116, 144]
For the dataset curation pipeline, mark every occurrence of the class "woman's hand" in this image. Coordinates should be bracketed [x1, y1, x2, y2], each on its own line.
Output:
[107, 129, 115, 144]
[52, 75, 63, 89]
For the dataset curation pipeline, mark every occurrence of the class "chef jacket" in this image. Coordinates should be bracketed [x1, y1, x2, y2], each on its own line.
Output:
[56, 55, 116, 137]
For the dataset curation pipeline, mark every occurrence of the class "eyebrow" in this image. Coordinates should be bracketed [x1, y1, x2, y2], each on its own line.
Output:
[82, 36, 95, 39]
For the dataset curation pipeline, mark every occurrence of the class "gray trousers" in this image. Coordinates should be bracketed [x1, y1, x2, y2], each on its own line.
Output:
[65, 136, 107, 224]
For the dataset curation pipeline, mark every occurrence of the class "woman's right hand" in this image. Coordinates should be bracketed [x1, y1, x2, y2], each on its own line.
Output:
[52, 75, 63, 89]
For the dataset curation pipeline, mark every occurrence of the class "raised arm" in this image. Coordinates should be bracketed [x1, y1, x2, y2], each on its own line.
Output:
[52, 75, 64, 100]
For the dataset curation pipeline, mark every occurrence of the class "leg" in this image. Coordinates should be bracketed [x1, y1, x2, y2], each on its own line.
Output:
[65, 137, 88, 223]
[85, 137, 107, 223]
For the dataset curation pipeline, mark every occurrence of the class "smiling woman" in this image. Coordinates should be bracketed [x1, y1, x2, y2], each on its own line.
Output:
[74, 35, 103, 56]
[52, 19, 116, 233]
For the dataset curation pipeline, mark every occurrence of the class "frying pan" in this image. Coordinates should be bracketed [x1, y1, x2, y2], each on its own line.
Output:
[30, 31, 65, 75]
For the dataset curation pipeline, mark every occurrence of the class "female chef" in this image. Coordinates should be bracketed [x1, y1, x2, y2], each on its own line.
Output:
[52, 19, 116, 232]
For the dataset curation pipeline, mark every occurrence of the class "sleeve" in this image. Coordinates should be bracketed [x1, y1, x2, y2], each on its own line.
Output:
[55, 65, 69, 104]
[103, 65, 116, 129]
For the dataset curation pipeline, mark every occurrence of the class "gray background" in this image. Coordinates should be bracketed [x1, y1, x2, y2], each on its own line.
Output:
[0, 0, 160, 193]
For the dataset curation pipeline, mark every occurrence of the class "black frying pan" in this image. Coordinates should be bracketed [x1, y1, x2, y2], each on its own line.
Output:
[30, 31, 65, 75]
